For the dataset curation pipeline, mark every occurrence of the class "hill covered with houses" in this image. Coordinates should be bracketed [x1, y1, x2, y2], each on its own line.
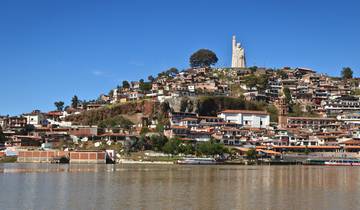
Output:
[1, 49, 360, 159]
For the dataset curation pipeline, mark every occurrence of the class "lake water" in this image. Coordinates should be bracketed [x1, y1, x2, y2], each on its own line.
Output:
[1, 163, 360, 210]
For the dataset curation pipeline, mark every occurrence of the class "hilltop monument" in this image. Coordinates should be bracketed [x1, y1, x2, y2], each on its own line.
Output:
[231, 36, 246, 68]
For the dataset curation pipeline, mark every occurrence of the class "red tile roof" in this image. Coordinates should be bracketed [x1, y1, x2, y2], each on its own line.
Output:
[220, 109, 268, 115]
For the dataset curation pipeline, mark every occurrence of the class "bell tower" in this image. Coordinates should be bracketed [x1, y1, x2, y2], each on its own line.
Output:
[277, 96, 288, 129]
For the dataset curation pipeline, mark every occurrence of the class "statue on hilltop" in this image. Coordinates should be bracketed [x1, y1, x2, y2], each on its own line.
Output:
[231, 35, 246, 68]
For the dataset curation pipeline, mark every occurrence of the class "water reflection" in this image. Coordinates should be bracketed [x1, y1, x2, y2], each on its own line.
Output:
[1, 164, 360, 209]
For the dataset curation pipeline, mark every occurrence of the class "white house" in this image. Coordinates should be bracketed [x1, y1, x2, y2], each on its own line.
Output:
[22, 111, 46, 127]
[218, 110, 270, 129]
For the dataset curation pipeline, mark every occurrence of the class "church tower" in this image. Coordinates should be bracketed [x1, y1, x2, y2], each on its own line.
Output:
[276, 88, 289, 129]
[231, 36, 246, 68]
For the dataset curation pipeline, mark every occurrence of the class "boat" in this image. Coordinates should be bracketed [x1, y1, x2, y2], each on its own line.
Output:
[324, 159, 360, 166]
[177, 158, 217, 165]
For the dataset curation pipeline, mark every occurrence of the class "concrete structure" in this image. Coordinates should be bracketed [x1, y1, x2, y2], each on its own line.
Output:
[218, 110, 270, 129]
[231, 36, 246, 68]
[69, 151, 106, 164]
[17, 150, 69, 163]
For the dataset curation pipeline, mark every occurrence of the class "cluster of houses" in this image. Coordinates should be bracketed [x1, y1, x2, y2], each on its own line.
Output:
[1, 66, 360, 155]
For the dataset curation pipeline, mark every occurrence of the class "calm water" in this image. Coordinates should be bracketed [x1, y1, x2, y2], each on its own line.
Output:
[1, 163, 360, 210]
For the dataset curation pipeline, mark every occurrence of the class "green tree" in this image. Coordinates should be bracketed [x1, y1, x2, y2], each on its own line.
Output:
[71, 95, 79, 109]
[148, 75, 155, 82]
[190, 49, 218, 68]
[257, 74, 269, 92]
[122, 80, 130, 89]
[243, 74, 257, 89]
[249, 66, 258, 73]
[139, 82, 152, 92]
[196, 140, 227, 156]
[179, 143, 195, 155]
[54, 101, 65, 111]
[246, 148, 257, 160]
[150, 135, 168, 151]
[21, 124, 35, 135]
[97, 115, 134, 129]
[167, 67, 179, 76]
[289, 103, 303, 117]
[266, 105, 279, 122]
[140, 127, 150, 135]
[160, 102, 171, 114]
[0, 126, 6, 144]
[162, 138, 181, 155]
[156, 123, 165, 133]
[180, 98, 189, 112]
[341, 67, 353, 80]
[277, 70, 288, 79]
[283, 87, 292, 104]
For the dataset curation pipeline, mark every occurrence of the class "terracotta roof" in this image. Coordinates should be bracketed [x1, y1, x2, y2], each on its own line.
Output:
[180, 117, 198, 121]
[220, 109, 268, 115]
[287, 117, 337, 121]
[171, 125, 188, 129]
[340, 139, 360, 145]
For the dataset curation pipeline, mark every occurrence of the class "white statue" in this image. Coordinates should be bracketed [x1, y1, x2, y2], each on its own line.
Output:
[231, 36, 246, 68]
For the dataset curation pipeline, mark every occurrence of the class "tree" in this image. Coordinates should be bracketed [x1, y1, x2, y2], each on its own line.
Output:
[277, 70, 288, 79]
[71, 95, 79, 109]
[54, 101, 64, 111]
[266, 105, 279, 122]
[162, 138, 181, 155]
[167, 67, 179, 76]
[196, 140, 227, 156]
[150, 135, 168, 151]
[283, 87, 292, 104]
[122, 80, 130, 89]
[341, 67, 353, 80]
[0, 126, 6, 144]
[246, 148, 257, 160]
[180, 98, 189, 112]
[148, 75, 155, 82]
[249, 66, 258, 73]
[139, 82, 152, 92]
[243, 74, 257, 90]
[257, 74, 269, 92]
[190, 49, 218, 68]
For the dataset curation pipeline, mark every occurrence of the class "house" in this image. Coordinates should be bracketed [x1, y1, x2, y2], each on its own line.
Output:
[127, 92, 144, 101]
[4, 117, 27, 130]
[287, 117, 338, 130]
[218, 110, 270, 129]
[322, 95, 360, 115]
[69, 126, 98, 137]
[22, 110, 46, 127]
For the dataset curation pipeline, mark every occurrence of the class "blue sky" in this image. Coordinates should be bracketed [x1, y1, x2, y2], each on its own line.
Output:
[0, 0, 359, 115]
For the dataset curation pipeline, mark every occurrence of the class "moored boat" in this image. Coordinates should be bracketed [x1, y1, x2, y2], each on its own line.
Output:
[325, 159, 360, 166]
[177, 157, 217, 165]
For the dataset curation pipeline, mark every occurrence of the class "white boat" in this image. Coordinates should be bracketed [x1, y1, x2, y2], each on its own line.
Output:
[324, 159, 360, 166]
[177, 158, 217, 165]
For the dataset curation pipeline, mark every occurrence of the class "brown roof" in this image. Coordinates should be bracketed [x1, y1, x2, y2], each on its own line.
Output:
[171, 125, 188, 129]
[220, 110, 268, 115]
[180, 117, 198, 121]
[288, 117, 337, 121]
[340, 139, 360, 145]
